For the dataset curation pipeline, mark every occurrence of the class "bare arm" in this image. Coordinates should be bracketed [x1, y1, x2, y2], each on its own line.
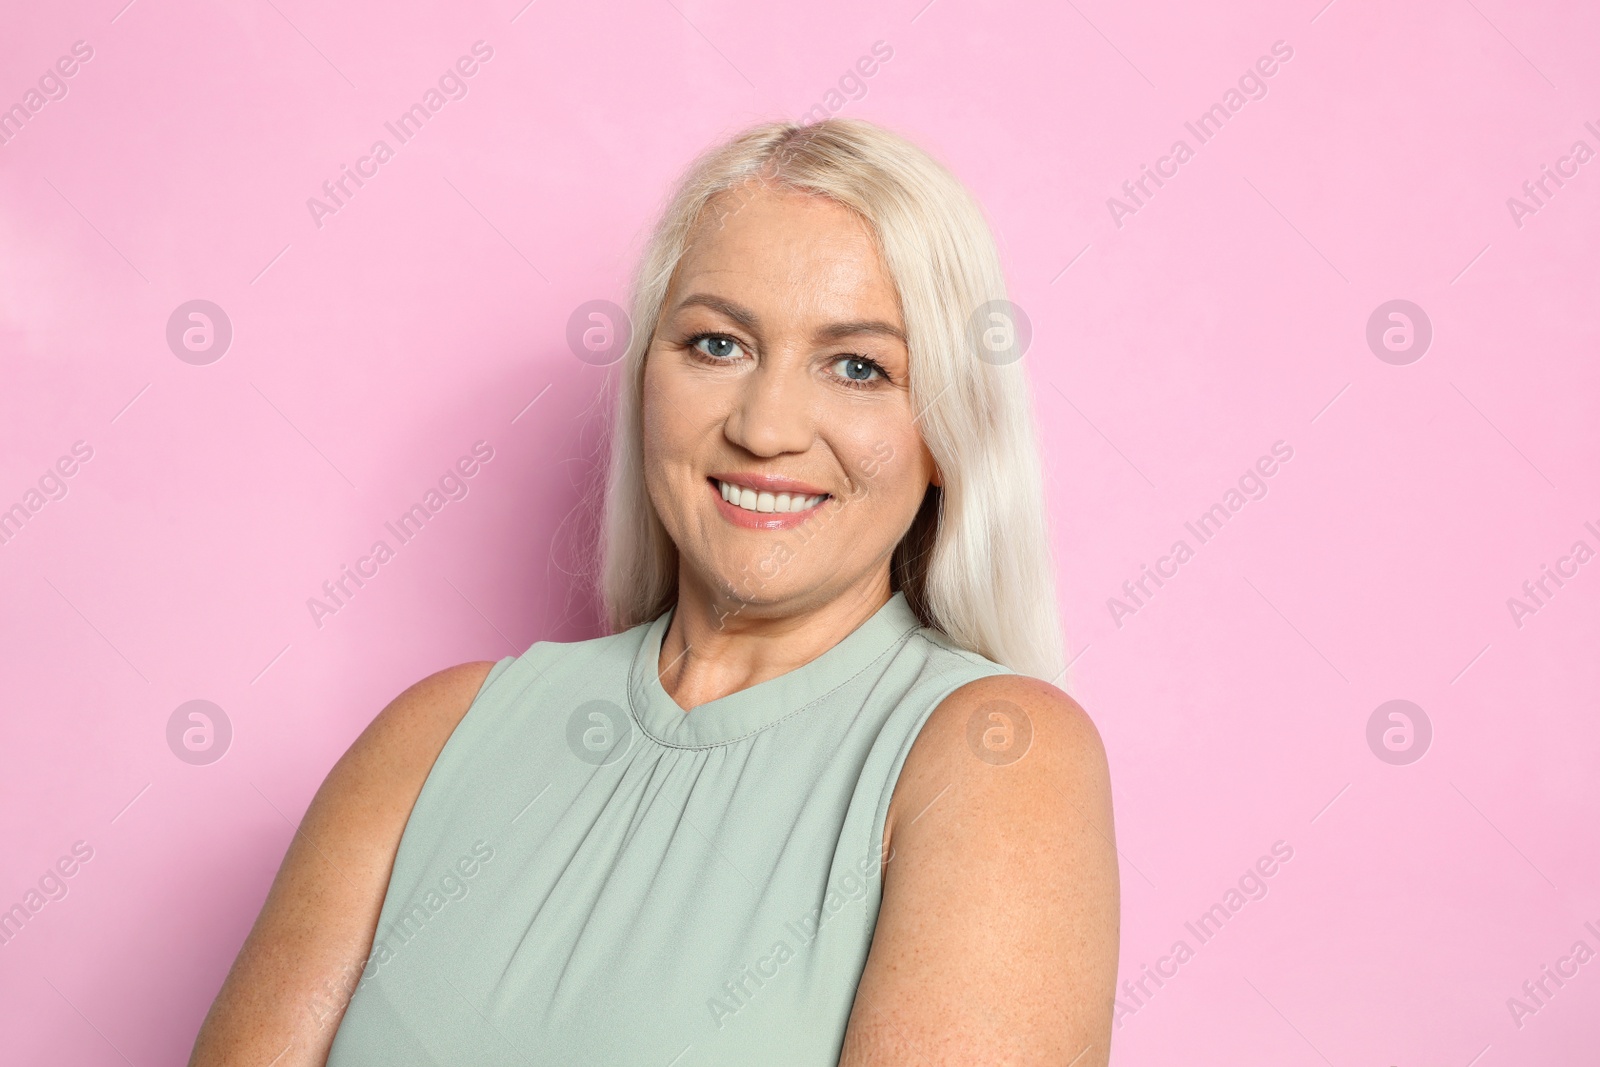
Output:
[187, 661, 496, 1067]
[839, 674, 1121, 1066]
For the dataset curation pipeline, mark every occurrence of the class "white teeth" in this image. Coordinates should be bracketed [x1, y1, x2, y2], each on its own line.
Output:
[717, 480, 824, 515]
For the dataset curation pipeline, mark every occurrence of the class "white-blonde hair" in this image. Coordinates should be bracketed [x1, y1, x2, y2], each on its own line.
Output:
[598, 117, 1066, 682]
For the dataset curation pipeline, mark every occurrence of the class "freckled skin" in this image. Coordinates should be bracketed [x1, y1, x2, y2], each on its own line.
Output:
[188, 181, 1118, 1067]
[843, 673, 1120, 1065]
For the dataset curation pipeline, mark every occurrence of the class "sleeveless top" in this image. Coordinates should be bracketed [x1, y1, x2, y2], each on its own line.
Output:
[325, 591, 1010, 1066]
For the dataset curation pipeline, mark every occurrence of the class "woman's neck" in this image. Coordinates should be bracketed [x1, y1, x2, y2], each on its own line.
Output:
[656, 568, 894, 712]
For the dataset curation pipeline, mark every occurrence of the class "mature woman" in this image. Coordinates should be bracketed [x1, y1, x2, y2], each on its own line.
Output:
[190, 118, 1119, 1066]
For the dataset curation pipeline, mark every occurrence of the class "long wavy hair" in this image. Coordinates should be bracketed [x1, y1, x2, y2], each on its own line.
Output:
[598, 118, 1066, 682]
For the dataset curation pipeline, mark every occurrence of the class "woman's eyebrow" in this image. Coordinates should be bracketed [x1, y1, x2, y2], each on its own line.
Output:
[814, 320, 906, 345]
[672, 294, 760, 334]
[671, 293, 907, 346]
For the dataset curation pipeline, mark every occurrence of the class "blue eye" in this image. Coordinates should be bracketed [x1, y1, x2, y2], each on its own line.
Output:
[836, 357, 880, 382]
[694, 335, 742, 360]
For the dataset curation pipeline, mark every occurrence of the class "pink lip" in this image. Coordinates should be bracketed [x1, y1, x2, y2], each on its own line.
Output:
[709, 478, 830, 530]
[708, 471, 830, 497]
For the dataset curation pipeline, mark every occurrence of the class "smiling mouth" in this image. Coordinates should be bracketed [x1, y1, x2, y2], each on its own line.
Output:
[711, 478, 830, 515]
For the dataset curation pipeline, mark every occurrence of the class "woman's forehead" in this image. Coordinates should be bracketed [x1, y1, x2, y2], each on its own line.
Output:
[673, 187, 902, 328]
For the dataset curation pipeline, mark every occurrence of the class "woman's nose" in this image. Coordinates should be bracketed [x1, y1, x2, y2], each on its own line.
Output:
[722, 356, 816, 458]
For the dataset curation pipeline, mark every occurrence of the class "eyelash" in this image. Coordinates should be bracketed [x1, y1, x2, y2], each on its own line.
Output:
[683, 332, 890, 388]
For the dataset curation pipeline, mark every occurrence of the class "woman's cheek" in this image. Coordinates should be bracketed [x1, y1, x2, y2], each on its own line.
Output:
[855, 437, 898, 479]
[640, 374, 694, 472]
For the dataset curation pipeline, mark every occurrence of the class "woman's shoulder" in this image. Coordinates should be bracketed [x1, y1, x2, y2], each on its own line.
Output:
[917, 673, 1103, 772]
[350, 661, 501, 780]
[854, 674, 1118, 1057]
[314, 659, 506, 835]
[303, 656, 529, 853]
[884, 667, 1110, 847]
[186, 660, 503, 1065]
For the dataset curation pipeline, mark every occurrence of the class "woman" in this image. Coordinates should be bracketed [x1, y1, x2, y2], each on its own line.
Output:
[189, 118, 1119, 1066]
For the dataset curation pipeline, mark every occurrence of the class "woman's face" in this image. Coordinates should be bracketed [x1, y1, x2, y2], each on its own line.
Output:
[641, 182, 939, 619]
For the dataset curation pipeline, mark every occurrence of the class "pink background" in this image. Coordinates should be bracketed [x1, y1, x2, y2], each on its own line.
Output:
[3, 0, 1598, 1063]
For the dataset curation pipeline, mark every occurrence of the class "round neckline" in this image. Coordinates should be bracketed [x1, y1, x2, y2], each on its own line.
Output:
[627, 592, 923, 749]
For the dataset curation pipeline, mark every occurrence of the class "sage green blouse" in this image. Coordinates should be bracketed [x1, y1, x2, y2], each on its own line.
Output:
[325, 591, 1008, 1065]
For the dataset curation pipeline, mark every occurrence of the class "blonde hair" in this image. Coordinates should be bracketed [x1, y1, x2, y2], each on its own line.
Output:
[599, 118, 1066, 682]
